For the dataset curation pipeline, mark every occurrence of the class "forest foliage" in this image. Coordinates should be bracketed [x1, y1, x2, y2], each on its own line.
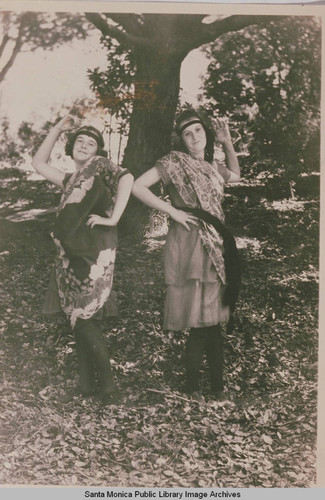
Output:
[201, 17, 320, 183]
[0, 9, 320, 490]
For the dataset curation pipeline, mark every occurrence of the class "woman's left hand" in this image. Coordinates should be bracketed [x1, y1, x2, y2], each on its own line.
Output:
[87, 214, 118, 228]
[212, 117, 232, 145]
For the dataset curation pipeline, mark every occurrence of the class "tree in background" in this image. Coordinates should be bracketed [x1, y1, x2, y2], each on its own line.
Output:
[0, 11, 89, 85]
[3, 11, 303, 182]
[0, 117, 21, 163]
[0, 97, 97, 168]
[201, 16, 321, 187]
[85, 13, 283, 176]
[0, 12, 93, 166]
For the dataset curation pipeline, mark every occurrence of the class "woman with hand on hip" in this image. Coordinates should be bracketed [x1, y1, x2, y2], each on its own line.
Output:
[132, 108, 240, 401]
[32, 115, 134, 404]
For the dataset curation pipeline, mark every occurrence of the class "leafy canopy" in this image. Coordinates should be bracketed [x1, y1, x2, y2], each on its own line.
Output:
[202, 17, 321, 178]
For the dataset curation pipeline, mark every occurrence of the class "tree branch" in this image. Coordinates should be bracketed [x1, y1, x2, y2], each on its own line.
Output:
[144, 13, 207, 28]
[85, 12, 146, 48]
[103, 13, 144, 37]
[0, 33, 9, 59]
[188, 14, 286, 50]
[0, 15, 27, 84]
[0, 36, 22, 84]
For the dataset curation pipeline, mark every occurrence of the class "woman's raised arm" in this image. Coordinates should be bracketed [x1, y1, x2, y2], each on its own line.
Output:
[32, 115, 76, 188]
[213, 118, 240, 183]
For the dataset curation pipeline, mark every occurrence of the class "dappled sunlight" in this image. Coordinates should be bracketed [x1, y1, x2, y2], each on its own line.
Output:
[5, 208, 53, 222]
[26, 171, 46, 181]
[270, 267, 319, 285]
[1, 176, 27, 187]
[236, 236, 262, 254]
[4, 199, 29, 210]
[145, 223, 264, 256]
[236, 178, 265, 187]
[144, 213, 169, 252]
[262, 198, 307, 212]
[145, 236, 166, 253]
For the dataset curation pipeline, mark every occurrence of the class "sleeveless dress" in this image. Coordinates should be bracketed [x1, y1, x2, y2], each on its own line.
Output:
[155, 151, 230, 331]
[42, 155, 130, 327]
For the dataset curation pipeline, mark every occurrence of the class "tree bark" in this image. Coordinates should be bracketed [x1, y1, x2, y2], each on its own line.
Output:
[85, 13, 286, 175]
[122, 49, 182, 175]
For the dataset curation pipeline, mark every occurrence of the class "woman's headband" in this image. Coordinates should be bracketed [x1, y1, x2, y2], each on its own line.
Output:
[74, 126, 105, 149]
[178, 119, 203, 135]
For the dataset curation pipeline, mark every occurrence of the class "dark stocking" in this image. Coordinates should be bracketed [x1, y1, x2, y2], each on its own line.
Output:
[74, 318, 116, 395]
[185, 327, 206, 393]
[205, 325, 224, 393]
[75, 333, 96, 394]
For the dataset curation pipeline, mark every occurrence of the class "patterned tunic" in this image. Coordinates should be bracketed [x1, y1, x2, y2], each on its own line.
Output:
[155, 151, 230, 331]
[43, 155, 129, 327]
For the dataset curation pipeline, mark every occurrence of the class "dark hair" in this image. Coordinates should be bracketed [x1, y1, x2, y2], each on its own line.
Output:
[173, 108, 215, 163]
[65, 125, 108, 158]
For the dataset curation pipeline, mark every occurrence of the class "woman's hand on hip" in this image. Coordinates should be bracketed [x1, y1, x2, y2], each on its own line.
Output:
[169, 207, 199, 231]
[87, 214, 118, 228]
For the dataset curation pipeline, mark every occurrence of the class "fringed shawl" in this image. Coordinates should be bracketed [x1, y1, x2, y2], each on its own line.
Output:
[156, 151, 227, 284]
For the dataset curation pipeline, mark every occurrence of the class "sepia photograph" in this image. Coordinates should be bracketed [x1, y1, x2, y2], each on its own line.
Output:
[0, 0, 323, 493]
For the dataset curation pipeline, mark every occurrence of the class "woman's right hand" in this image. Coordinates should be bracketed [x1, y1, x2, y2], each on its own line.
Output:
[211, 117, 232, 145]
[55, 115, 79, 133]
[169, 207, 199, 231]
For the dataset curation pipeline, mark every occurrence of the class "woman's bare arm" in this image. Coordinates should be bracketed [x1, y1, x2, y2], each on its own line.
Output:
[87, 173, 134, 228]
[32, 115, 76, 187]
[213, 118, 240, 183]
[132, 167, 198, 231]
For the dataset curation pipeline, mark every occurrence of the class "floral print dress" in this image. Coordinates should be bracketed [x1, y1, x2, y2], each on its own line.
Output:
[42, 155, 129, 327]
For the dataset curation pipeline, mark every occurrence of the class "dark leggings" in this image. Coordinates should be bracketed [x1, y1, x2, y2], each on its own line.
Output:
[73, 317, 115, 395]
[185, 325, 224, 394]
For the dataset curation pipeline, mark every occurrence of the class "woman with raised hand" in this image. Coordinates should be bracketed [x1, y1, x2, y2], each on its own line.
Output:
[32, 115, 134, 404]
[132, 108, 240, 401]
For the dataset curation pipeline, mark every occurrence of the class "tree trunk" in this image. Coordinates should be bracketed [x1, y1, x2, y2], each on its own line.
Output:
[121, 47, 182, 177]
[119, 49, 182, 231]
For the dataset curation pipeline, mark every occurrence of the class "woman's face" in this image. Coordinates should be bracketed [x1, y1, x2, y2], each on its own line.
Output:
[72, 134, 98, 165]
[180, 119, 207, 158]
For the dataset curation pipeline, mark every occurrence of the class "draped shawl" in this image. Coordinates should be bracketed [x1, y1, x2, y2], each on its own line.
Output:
[52, 155, 129, 327]
[156, 151, 227, 284]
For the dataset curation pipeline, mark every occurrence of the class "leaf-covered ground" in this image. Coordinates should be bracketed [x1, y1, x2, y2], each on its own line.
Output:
[0, 167, 319, 487]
